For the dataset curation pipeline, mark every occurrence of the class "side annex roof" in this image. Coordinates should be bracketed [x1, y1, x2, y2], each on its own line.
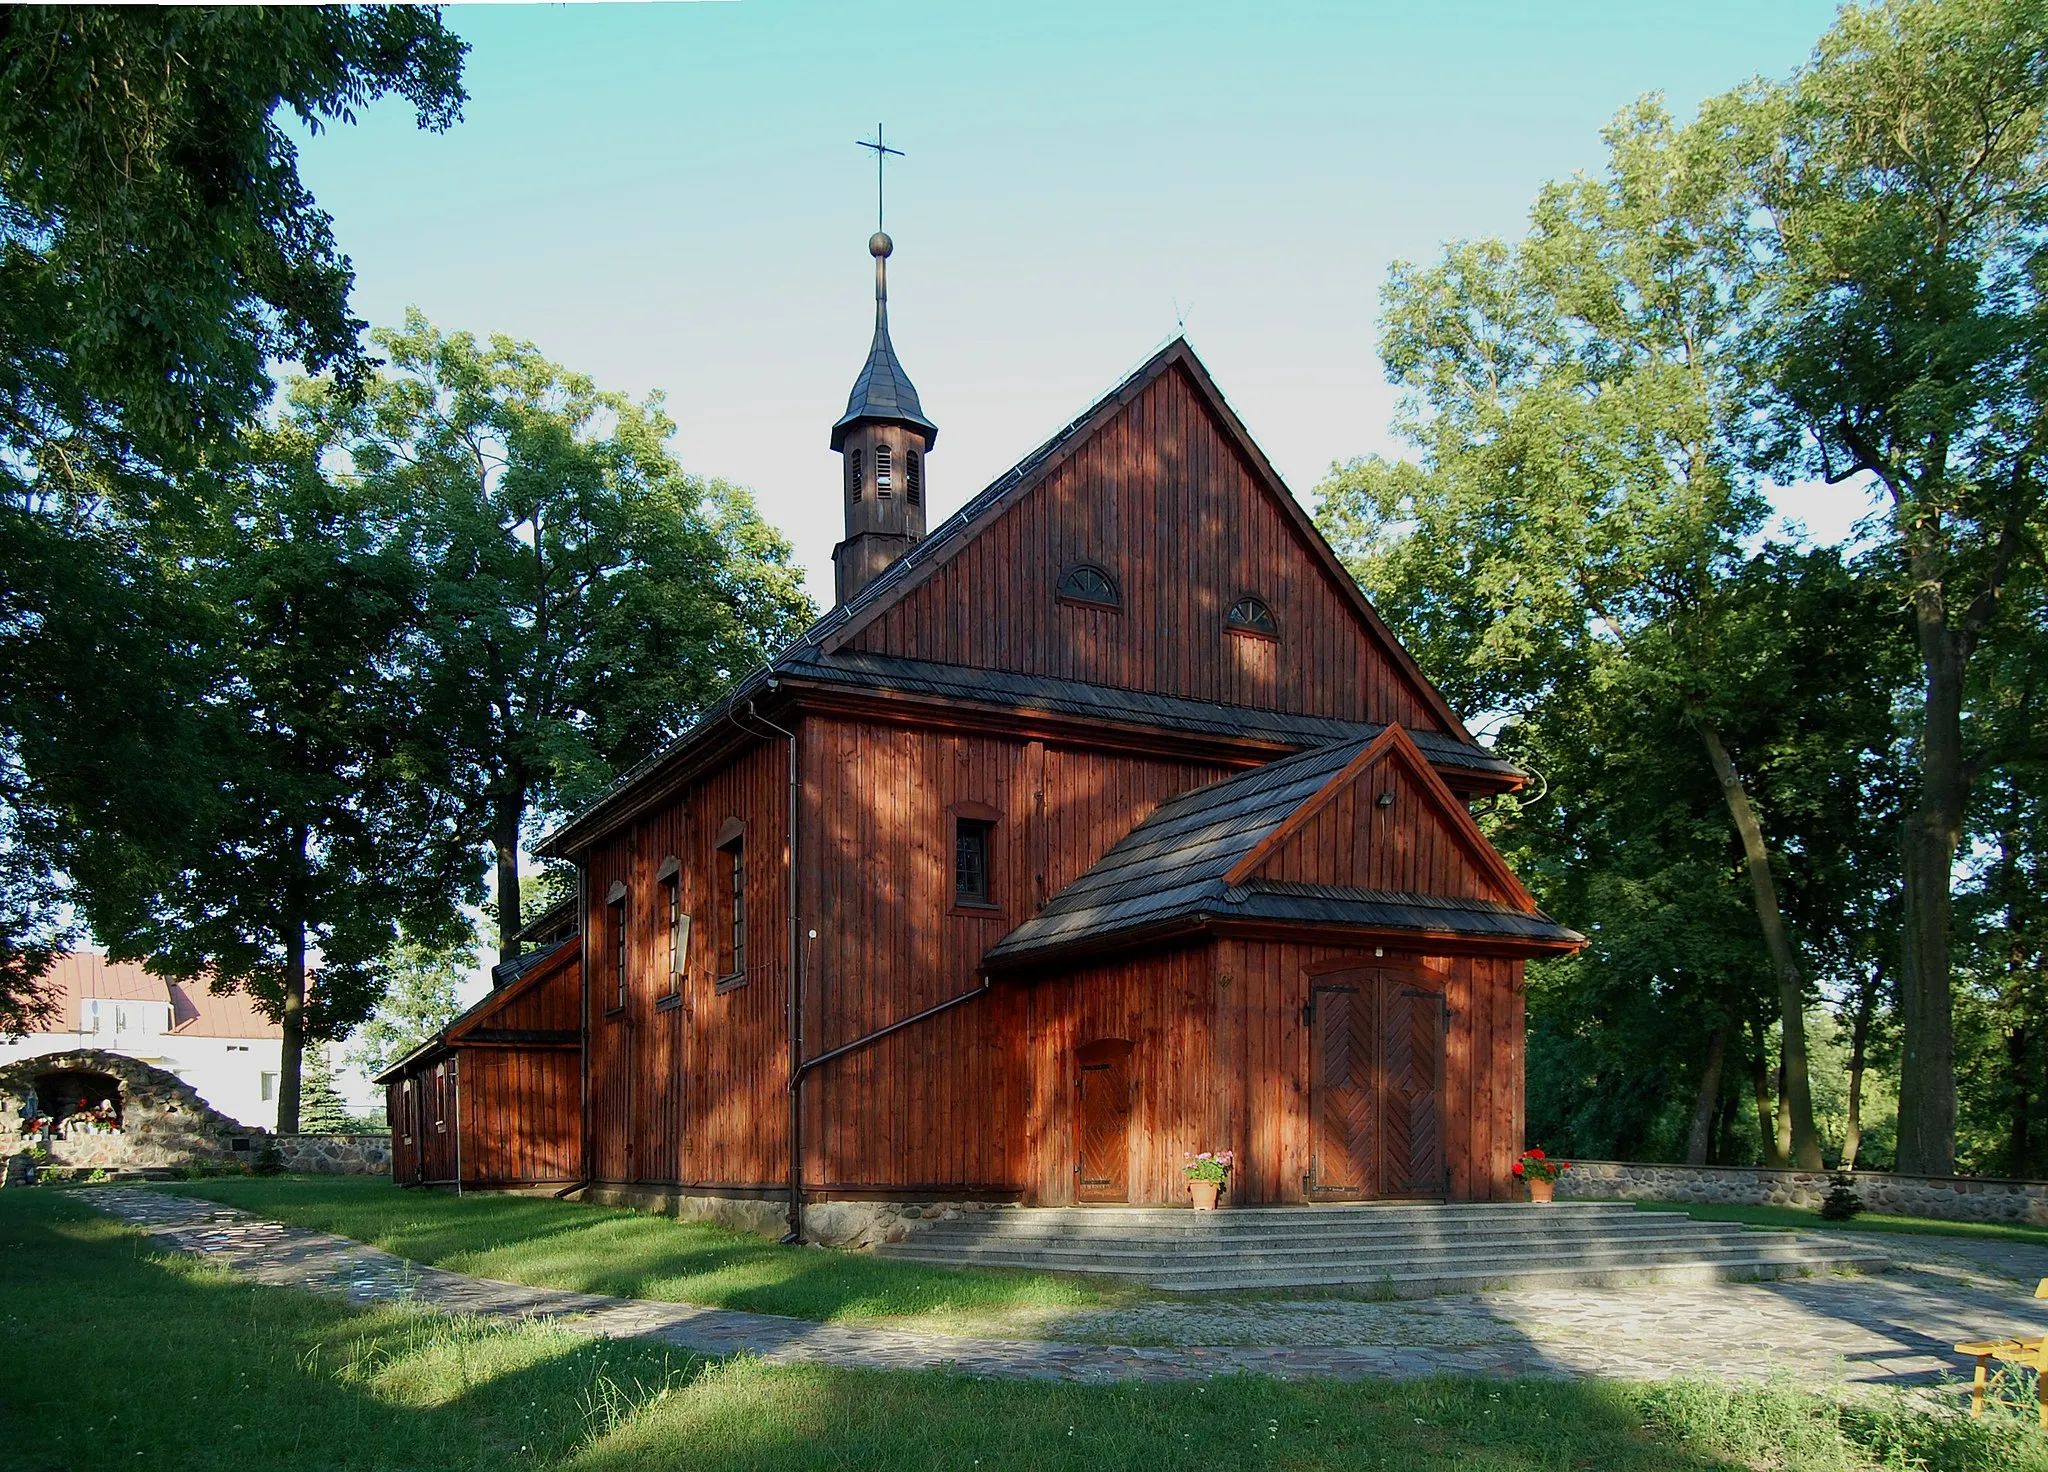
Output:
[371, 935, 580, 1086]
[983, 727, 1583, 970]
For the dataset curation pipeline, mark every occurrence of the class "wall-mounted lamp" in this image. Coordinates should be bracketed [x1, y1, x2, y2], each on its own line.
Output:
[1375, 791, 1395, 808]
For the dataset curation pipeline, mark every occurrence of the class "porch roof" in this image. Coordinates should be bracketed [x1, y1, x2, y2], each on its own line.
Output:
[984, 738, 1582, 968]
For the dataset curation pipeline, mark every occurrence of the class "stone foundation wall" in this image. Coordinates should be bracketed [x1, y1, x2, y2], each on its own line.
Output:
[579, 1183, 1009, 1248]
[274, 1133, 390, 1175]
[1555, 1159, 2048, 1226]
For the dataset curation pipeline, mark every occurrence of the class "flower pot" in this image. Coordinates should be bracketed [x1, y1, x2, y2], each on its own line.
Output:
[1527, 1178, 1554, 1204]
[1190, 1179, 1222, 1211]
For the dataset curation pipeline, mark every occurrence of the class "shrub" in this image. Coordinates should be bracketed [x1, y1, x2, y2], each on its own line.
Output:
[1820, 1171, 1865, 1222]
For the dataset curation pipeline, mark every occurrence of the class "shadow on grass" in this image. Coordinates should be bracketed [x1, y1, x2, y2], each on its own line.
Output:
[147, 1175, 1119, 1325]
[16, 1188, 2048, 1472]
[0, 1188, 710, 1472]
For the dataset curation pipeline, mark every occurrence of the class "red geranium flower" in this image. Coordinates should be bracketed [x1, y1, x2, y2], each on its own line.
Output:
[1512, 1161, 1525, 1175]
[1527, 1148, 1546, 1159]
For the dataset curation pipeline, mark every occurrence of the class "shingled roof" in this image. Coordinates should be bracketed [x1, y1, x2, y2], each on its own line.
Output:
[830, 286, 937, 450]
[984, 737, 1581, 969]
[540, 339, 1515, 857]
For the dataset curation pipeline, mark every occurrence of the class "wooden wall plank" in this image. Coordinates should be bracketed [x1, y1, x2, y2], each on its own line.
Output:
[850, 367, 1450, 731]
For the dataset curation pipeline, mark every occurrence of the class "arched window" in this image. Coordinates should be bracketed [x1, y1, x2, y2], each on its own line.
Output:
[1226, 595, 1278, 638]
[906, 448, 922, 507]
[874, 443, 893, 497]
[847, 448, 864, 504]
[1056, 563, 1121, 609]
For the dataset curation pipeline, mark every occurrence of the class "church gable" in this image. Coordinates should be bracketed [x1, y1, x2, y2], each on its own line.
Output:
[832, 344, 1463, 735]
[1228, 726, 1533, 908]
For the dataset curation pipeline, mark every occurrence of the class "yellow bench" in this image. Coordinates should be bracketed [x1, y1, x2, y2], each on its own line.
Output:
[1955, 1279, 2048, 1425]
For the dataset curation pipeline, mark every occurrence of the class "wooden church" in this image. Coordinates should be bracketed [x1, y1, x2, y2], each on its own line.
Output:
[417, 230, 1581, 1230]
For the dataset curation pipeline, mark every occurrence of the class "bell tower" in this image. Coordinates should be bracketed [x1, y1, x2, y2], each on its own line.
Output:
[831, 229, 937, 604]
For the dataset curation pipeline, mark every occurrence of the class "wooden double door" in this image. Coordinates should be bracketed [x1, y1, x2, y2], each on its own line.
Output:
[1308, 967, 1448, 1200]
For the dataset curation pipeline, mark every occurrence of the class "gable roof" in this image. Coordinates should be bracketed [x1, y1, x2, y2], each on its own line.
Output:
[816, 339, 1468, 741]
[371, 935, 579, 1085]
[983, 728, 1581, 970]
[540, 338, 1508, 857]
[29, 953, 280, 1040]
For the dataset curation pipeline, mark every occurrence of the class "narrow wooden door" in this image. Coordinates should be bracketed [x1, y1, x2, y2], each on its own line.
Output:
[1076, 1039, 1133, 1203]
[1380, 984, 1447, 1197]
[1308, 983, 1374, 1197]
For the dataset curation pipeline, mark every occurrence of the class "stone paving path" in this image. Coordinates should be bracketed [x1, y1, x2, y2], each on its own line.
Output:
[82, 1189, 2048, 1399]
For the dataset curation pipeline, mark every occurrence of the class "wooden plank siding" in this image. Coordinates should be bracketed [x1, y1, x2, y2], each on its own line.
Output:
[383, 939, 583, 1189]
[1016, 943, 1522, 1207]
[850, 364, 1447, 732]
[582, 736, 793, 1191]
[1251, 751, 1512, 902]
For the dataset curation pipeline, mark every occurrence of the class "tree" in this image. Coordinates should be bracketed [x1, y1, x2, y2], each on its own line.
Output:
[1317, 100, 1841, 1166]
[297, 1043, 357, 1135]
[313, 314, 814, 959]
[95, 422, 478, 1133]
[1730, 0, 2048, 1173]
[0, 8, 466, 1026]
[347, 933, 474, 1080]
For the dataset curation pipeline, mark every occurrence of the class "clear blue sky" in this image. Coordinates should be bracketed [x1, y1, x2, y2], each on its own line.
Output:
[298, 0, 1862, 612]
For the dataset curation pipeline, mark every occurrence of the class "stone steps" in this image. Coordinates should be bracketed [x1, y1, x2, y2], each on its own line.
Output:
[873, 1202, 1888, 1295]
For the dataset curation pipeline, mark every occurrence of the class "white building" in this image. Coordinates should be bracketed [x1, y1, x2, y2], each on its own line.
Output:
[1, 954, 283, 1130]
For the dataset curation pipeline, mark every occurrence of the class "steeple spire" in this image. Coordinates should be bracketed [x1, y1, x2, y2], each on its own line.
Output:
[830, 231, 937, 453]
[832, 132, 937, 605]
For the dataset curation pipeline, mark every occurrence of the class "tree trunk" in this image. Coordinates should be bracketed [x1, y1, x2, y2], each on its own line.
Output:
[1748, 1019, 1788, 1168]
[1700, 723, 1823, 1169]
[278, 914, 306, 1136]
[1714, 1091, 1739, 1166]
[1842, 962, 1879, 1172]
[1686, 1019, 1730, 1166]
[494, 794, 524, 964]
[1896, 625, 1966, 1176]
[2009, 1022, 2031, 1178]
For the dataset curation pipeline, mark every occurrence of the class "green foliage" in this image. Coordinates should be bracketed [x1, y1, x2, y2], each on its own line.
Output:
[88, 424, 481, 1131]
[301, 314, 816, 953]
[0, 8, 466, 1033]
[347, 932, 475, 1080]
[1726, 0, 2048, 1173]
[1318, 91, 1912, 1168]
[1820, 1171, 1867, 1221]
[296, 1045, 357, 1135]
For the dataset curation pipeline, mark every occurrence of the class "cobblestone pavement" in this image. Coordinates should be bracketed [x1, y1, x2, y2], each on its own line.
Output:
[81, 1189, 2048, 1399]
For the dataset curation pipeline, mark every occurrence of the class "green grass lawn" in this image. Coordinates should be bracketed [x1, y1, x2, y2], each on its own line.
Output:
[146, 1174, 1132, 1332]
[7, 1187, 2042, 1472]
[1631, 1200, 2048, 1249]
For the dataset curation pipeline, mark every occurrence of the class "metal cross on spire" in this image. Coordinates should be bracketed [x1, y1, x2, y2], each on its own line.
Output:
[855, 125, 904, 233]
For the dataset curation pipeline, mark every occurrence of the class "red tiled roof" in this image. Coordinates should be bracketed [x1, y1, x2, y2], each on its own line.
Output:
[38, 954, 281, 1040]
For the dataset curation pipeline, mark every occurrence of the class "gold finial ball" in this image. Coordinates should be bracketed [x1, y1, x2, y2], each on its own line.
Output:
[870, 231, 893, 259]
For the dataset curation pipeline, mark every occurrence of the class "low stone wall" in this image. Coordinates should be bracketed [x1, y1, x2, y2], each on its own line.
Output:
[274, 1133, 390, 1175]
[1556, 1159, 2048, 1226]
[580, 1183, 1009, 1248]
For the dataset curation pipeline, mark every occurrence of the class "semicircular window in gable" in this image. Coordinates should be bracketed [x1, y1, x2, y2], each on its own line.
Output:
[1226, 595, 1278, 638]
[1056, 563, 1121, 609]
